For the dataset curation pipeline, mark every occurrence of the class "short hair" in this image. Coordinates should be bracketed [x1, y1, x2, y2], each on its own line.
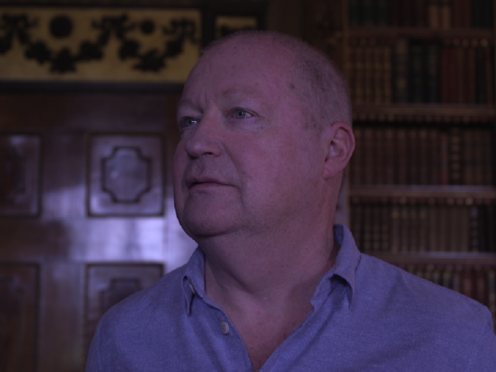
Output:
[202, 30, 352, 129]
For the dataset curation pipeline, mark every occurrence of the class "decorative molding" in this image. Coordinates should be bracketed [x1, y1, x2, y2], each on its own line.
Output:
[0, 7, 201, 82]
[0, 135, 41, 217]
[215, 16, 257, 39]
[88, 134, 163, 216]
[101, 147, 151, 203]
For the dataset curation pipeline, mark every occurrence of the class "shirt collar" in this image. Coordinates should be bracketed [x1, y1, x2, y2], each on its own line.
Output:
[311, 224, 361, 308]
[182, 248, 207, 315]
[181, 224, 361, 314]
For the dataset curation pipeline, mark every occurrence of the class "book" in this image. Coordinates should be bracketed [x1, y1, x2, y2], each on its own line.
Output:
[393, 38, 409, 103]
[439, 0, 452, 29]
[349, 0, 362, 26]
[449, 127, 462, 184]
[426, 43, 440, 103]
[383, 45, 393, 103]
[410, 43, 425, 103]
[428, 0, 441, 28]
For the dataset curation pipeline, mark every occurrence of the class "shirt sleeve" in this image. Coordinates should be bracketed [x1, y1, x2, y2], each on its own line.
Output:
[85, 326, 101, 372]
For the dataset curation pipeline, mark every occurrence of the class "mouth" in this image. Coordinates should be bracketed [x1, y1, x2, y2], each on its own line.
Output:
[186, 176, 227, 189]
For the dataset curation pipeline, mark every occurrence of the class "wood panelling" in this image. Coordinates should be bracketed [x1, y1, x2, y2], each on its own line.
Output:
[0, 135, 41, 216]
[0, 264, 38, 372]
[0, 92, 197, 372]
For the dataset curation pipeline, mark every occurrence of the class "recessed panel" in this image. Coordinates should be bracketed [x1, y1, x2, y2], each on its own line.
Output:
[0, 135, 41, 216]
[88, 134, 164, 216]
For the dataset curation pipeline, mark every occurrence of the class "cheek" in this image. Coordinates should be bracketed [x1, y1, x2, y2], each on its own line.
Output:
[172, 146, 187, 196]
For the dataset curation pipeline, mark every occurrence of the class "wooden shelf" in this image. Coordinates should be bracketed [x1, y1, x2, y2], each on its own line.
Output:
[352, 104, 496, 122]
[369, 252, 496, 266]
[350, 185, 496, 203]
[347, 27, 494, 41]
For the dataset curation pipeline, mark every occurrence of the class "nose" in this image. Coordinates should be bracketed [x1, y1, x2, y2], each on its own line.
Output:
[183, 113, 223, 159]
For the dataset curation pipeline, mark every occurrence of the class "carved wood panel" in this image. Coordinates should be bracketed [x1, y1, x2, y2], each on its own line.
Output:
[0, 264, 39, 372]
[84, 263, 163, 358]
[88, 134, 164, 216]
[0, 135, 41, 216]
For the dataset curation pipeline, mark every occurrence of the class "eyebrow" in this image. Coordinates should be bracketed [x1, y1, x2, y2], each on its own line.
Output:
[221, 86, 262, 99]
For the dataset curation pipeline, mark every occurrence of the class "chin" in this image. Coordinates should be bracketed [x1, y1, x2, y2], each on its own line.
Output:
[180, 213, 237, 240]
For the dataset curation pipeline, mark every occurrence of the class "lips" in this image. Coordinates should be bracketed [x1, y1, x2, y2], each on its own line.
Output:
[185, 176, 227, 189]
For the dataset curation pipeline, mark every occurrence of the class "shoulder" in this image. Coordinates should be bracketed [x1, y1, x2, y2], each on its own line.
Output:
[357, 253, 494, 337]
[96, 265, 186, 338]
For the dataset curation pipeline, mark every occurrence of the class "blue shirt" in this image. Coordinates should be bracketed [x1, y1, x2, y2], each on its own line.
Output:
[86, 224, 496, 371]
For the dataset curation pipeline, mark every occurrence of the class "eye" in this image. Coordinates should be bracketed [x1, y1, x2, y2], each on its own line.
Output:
[178, 117, 199, 130]
[232, 109, 252, 119]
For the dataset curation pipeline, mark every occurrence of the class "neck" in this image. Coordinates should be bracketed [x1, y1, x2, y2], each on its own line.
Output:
[200, 224, 337, 371]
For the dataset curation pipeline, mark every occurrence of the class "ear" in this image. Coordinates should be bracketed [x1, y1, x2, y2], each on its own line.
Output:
[323, 122, 355, 180]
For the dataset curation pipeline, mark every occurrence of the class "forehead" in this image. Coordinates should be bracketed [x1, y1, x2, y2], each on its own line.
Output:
[183, 38, 297, 96]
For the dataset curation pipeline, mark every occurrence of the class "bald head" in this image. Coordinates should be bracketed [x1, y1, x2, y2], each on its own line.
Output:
[202, 31, 352, 130]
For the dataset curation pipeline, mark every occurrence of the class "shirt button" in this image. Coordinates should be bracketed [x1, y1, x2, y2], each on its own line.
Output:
[188, 283, 196, 294]
[220, 321, 230, 335]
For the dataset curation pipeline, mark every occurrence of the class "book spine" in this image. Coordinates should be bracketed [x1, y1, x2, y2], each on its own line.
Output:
[355, 41, 366, 104]
[384, 128, 395, 183]
[362, 0, 375, 26]
[476, 42, 487, 103]
[472, 0, 483, 28]
[440, 131, 450, 185]
[390, 205, 400, 252]
[372, 205, 382, 251]
[376, 0, 390, 25]
[373, 44, 384, 103]
[466, 41, 477, 104]
[482, 128, 493, 185]
[383, 44, 393, 103]
[474, 129, 485, 185]
[426, 43, 440, 103]
[400, 204, 410, 252]
[462, 129, 475, 185]
[449, 127, 462, 185]
[428, 0, 441, 28]
[418, 206, 429, 251]
[442, 265, 454, 288]
[364, 42, 375, 103]
[381, 204, 391, 252]
[459, 206, 470, 251]
[484, 41, 494, 104]
[364, 128, 374, 183]
[440, 0, 452, 29]
[452, 0, 463, 28]
[349, 0, 361, 26]
[410, 43, 426, 103]
[415, 0, 427, 27]
[470, 205, 481, 251]
[396, 128, 408, 184]
[374, 129, 385, 184]
[429, 128, 441, 184]
[419, 129, 429, 184]
[393, 38, 409, 103]
[462, 0, 472, 28]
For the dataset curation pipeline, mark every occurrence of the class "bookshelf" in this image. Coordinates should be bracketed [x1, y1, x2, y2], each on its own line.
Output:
[306, 0, 496, 326]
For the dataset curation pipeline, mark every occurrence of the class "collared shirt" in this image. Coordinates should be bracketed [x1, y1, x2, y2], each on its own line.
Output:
[86, 224, 496, 371]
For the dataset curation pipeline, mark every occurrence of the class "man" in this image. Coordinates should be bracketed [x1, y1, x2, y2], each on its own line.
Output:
[87, 31, 496, 371]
